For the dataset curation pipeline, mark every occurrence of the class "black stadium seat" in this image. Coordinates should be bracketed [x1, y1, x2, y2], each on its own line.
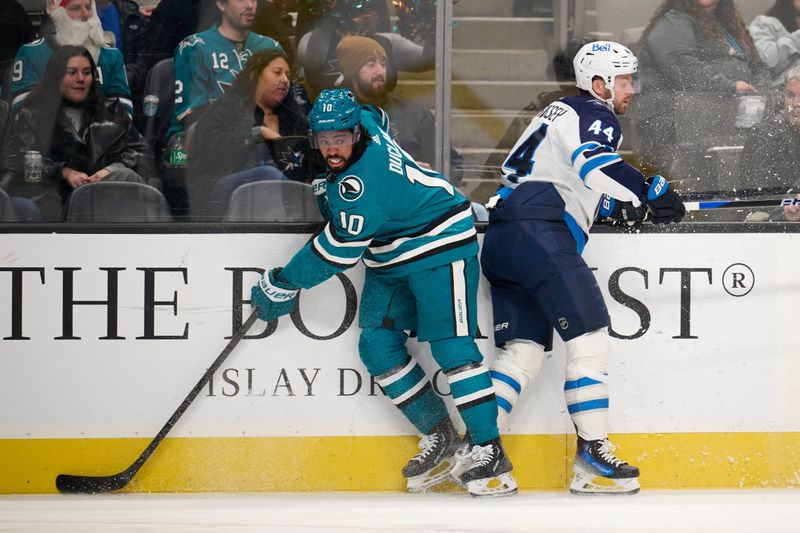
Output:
[64, 181, 172, 222]
[224, 181, 323, 222]
[141, 58, 176, 162]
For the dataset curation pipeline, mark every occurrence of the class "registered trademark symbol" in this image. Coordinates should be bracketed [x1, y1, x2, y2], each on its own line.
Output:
[722, 263, 754, 297]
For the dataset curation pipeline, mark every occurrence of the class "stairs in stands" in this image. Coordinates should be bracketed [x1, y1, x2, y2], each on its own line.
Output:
[395, 0, 600, 202]
[393, 0, 558, 200]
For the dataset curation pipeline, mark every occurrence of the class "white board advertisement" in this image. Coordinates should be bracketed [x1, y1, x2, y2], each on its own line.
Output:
[1, 232, 798, 440]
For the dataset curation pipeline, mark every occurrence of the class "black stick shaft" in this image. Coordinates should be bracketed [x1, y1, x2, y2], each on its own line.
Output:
[56, 310, 260, 494]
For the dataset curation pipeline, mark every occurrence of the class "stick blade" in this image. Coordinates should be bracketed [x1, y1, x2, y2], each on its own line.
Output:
[55, 472, 131, 494]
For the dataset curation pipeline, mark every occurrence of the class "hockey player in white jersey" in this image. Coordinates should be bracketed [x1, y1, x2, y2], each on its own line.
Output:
[478, 41, 685, 495]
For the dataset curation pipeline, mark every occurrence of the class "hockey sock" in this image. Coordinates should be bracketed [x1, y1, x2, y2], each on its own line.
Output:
[490, 339, 546, 425]
[375, 357, 449, 434]
[564, 329, 609, 440]
[446, 362, 498, 445]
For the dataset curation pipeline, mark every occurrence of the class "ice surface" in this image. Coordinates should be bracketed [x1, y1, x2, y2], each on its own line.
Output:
[1, 490, 799, 532]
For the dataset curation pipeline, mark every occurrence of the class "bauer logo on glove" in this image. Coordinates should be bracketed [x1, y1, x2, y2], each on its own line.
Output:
[251, 268, 300, 321]
[644, 175, 686, 224]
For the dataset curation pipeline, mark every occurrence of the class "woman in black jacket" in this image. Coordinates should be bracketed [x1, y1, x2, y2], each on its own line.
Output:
[188, 48, 321, 220]
[0, 45, 151, 220]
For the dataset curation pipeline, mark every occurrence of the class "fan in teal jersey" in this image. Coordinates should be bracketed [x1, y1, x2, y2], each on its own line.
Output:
[170, 0, 283, 136]
[11, 0, 132, 114]
[250, 89, 517, 498]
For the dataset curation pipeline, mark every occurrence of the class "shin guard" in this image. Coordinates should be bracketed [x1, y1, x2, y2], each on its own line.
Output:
[564, 329, 610, 441]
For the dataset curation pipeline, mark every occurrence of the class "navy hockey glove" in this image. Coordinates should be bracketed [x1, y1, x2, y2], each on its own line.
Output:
[644, 176, 685, 224]
[250, 268, 299, 322]
[598, 194, 648, 226]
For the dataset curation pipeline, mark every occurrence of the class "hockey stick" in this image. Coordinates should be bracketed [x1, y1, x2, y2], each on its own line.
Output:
[55, 310, 260, 494]
[684, 196, 800, 211]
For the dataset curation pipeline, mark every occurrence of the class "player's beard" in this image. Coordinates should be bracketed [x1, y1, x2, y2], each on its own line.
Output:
[51, 7, 106, 62]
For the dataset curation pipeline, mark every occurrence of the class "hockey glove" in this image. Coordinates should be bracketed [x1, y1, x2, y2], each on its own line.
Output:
[644, 175, 686, 224]
[598, 194, 648, 226]
[250, 268, 299, 322]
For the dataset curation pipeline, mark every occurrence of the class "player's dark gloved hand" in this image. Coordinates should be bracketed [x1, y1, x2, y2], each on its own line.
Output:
[250, 268, 299, 322]
[644, 175, 685, 224]
[598, 194, 648, 226]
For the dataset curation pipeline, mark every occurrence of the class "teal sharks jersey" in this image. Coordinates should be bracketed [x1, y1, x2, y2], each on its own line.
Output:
[11, 39, 132, 113]
[172, 26, 283, 128]
[282, 105, 478, 289]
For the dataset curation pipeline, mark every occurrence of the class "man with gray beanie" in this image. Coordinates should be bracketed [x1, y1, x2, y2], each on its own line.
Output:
[336, 35, 462, 184]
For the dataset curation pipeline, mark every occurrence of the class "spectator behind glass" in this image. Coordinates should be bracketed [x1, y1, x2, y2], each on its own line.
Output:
[124, 0, 218, 96]
[336, 35, 463, 185]
[169, 0, 284, 138]
[187, 48, 320, 220]
[749, 0, 800, 85]
[94, 0, 150, 66]
[0, 0, 35, 85]
[295, 0, 390, 43]
[740, 65, 800, 221]
[125, 0, 293, 98]
[635, 0, 767, 175]
[0, 46, 151, 221]
[296, 0, 433, 98]
[11, 0, 133, 114]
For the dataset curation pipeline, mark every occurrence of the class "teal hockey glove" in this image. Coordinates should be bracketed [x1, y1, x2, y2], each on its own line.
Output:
[645, 175, 685, 224]
[251, 268, 299, 322]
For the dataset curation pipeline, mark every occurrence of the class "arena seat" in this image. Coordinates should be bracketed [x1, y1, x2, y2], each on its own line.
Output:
[64, 181, 172, 222]
[0, 189, 18, 222]
[141, 58, 175, 161]
[224, 181, 323, 222]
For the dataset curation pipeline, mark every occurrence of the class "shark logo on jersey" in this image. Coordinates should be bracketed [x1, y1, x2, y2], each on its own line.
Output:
[177, 35, 205, 54]
[339, 176, 364, 201]
[216, 79, 234, 94]
[277, 146, 305, 171]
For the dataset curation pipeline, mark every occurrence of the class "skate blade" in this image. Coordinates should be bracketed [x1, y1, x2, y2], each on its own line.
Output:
[569, 470, 640, 495]
[467, 472, 519, 498]
[406, 457, 457, 493]
[448, 455, 473, 488]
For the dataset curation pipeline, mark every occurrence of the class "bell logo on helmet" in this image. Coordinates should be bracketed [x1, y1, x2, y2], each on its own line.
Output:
[592, 42, 611, 52]
[339, 176, 364, 201]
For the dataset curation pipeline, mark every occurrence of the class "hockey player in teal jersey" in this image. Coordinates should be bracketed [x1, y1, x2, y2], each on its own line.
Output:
[170, 0, 283, 135]
[250, 89, 517, 498]
[11, 0, 131, 113]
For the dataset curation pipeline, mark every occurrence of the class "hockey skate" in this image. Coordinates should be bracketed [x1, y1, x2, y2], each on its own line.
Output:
[448, 436, 473, 488]
[570, 437, 640, 495]
[457, 437, 518, 498]
[402, 419, 461, 493]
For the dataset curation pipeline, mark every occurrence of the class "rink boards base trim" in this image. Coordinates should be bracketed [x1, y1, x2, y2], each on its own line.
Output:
[2, 432, 799, 494]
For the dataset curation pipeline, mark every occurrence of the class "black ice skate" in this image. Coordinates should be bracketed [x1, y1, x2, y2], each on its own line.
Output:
[448, 435, 473, 488]
[570, 437, 640, 495]
[402, 419, 461, 492]
[457, 437, 518, 498]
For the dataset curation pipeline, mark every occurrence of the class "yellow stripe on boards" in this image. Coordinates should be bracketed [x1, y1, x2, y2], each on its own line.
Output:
[1, 433, 798, 494]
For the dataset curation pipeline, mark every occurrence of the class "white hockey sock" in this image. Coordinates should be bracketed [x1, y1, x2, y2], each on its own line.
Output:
[565, 329, 609, 441]
[489, 339, 545, 425]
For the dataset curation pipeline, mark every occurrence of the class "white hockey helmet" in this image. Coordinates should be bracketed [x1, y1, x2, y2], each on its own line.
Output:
[573, 41, 638, 106]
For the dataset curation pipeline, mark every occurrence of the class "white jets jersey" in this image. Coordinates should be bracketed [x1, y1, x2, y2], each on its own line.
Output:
[500, 94, 646, 235]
